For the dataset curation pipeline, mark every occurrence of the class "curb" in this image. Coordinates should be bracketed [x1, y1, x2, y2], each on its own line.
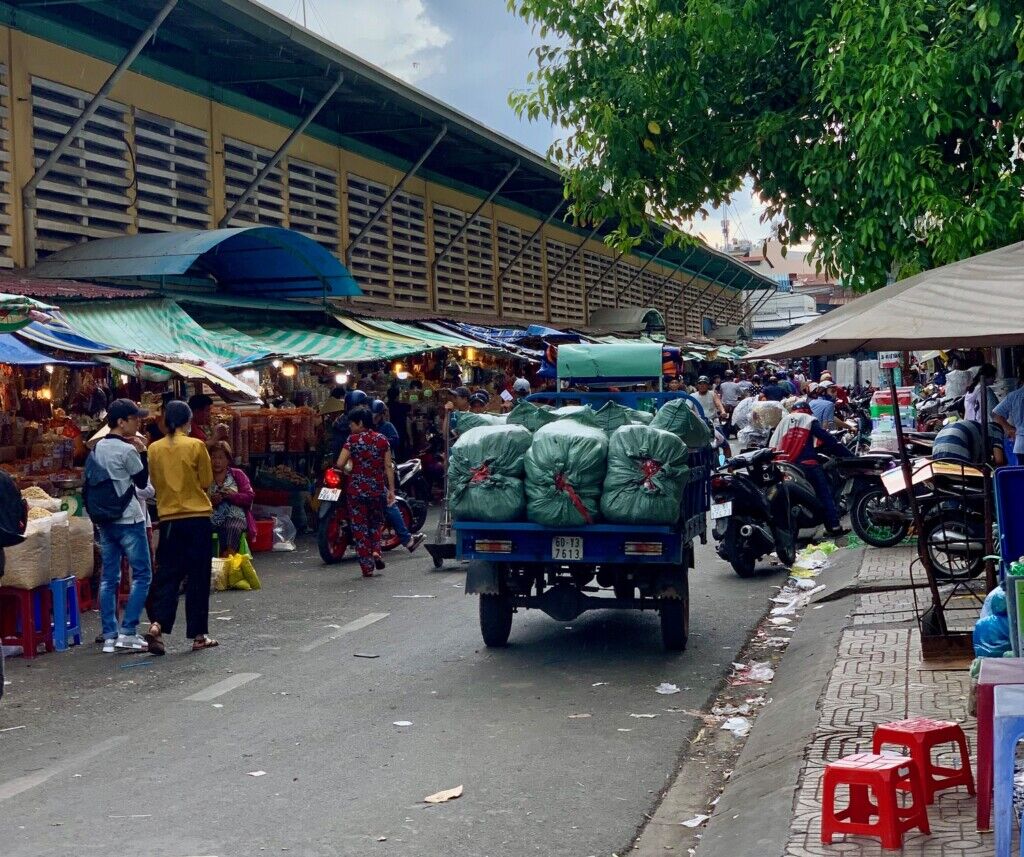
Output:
[694, 547, 864, 857]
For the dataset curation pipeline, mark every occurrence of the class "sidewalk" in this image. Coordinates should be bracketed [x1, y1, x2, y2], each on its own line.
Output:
[698, 545, 987, 857]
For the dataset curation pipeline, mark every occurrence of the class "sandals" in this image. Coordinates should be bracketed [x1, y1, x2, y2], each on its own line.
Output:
[191, 636, 219, 651]
[144, 624, 166, 657]
[372, 553, 386, 570]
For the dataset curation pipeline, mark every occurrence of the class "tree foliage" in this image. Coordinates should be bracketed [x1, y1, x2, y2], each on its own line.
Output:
[509, 0, 1024, 289]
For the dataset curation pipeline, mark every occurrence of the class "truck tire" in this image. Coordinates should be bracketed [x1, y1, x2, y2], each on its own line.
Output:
[659, 597, 689, 652]
[479, 594, 513, 647]
[613, 582, 634, 601]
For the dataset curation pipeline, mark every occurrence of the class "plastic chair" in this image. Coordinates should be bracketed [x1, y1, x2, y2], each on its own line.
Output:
[995, 685, 1024, 857]
[821, 752, 930, 850]
[978, 659, 1024, 830]
[48, 576, 81, 651]
[0, 585, 53, 658]
[872, 717, 975, 803]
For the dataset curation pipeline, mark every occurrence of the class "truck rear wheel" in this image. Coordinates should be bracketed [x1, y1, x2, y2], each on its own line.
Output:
[479, 594, 513, 647]
[659, 597, 689, 651]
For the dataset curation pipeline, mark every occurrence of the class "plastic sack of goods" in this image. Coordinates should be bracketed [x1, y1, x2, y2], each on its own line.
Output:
[650, 398, 713, 447]
[452, 412, 506, 433]
[601, 426, 689, 525]
[525, 421, 608, 526]
[590, 401, 654, 432]
[449, 425, 533, 522]
[506, 400, 559, 433]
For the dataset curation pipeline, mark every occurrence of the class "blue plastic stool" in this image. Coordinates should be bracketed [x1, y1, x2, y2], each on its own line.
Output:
[48, 576, 81, 652]
[994, 684, 1024, 856]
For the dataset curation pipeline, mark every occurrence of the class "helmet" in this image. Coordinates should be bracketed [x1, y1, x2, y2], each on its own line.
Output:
[791, 400, 812, 413]
[697, 375, 711, 385]
[345, 390, 368, 410]
[370, 399, 387, 415]
[512, 378, 531, 395]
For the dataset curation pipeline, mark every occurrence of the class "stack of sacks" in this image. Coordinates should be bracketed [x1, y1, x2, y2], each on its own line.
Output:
[449, 425, 533, 522]
[650, 398, 713, 447]
[601, 425, 689, 525]
[551, 405, 600, 427]
[592, 401, 654, 432]
[525, 421, 608, 526]
[506, 400, 559, 432]
[452, 411, 506, 433]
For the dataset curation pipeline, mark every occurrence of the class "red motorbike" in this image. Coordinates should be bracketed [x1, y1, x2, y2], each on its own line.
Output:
[316, 466, 414, 565]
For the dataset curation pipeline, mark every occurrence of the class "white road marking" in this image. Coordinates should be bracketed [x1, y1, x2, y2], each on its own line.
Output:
[185, 672, 261, 702]
[299, 612, 389, 653]
[0, 736, 127, 803]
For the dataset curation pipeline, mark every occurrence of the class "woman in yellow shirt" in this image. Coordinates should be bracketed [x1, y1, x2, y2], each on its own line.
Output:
[144, 401, 216, 655]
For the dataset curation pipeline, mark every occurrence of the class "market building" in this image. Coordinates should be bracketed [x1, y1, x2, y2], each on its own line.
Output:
[0, 0, 772, 340]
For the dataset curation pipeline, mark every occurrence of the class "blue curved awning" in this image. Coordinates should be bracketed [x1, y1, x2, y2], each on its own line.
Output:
[28, 227, 362, 299]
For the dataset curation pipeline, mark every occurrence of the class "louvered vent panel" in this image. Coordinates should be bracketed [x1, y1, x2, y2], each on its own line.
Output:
[497, 223, 543, 320]
[616, 262, 642, 308]
[223, 137, 285, 226]
[30, 76, 131, 255]
[0, 66, 13, 267]
[346, 173, 391, 302]
[433, 204, 468, 311]
[545, 239, 585, 324]
[391, 190, 428, 305]
[464, 215, 495, 313]
[287, 158, 338, 248]
[583, 251, 617, 311]
[134, 110, 211, 232]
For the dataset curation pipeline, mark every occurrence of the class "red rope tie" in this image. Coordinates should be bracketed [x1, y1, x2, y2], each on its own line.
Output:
[554, 471, 593, 524]
[469, 462, 491, 484]
[639, 458, 662, 491]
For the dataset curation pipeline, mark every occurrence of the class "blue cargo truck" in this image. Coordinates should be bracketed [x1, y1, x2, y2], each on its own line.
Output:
[457, 343, 712, 651]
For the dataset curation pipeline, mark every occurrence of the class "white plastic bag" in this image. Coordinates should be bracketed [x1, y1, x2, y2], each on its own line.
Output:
[253, 504, 296, 551]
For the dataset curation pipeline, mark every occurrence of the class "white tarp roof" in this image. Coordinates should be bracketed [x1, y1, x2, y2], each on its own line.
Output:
[748, 241, 1024, 359]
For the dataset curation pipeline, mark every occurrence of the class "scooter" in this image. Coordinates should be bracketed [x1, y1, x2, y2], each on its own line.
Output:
[711, 448, 798, 578]
[316, 466, 416, 565]
[396, 458, 429, 533]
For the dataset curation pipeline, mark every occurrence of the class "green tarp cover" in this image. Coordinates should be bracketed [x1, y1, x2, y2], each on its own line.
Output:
[592, 401, 654, 432]
[651, 398, 713, 448]
[601, 426, 689, 525]
[525, 421, 608, 527]
[556, 342, 663, 380]
[451, 412, 507, 433]
[507, 400, 560, 432]
[449, 425, 532, 522]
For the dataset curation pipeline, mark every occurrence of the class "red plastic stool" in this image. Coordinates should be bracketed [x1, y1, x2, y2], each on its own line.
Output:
[76, 577, 93, 612]
[873, 717, 975, 804]
[821, 752, 930, 850]
[0, 585, 54, 658]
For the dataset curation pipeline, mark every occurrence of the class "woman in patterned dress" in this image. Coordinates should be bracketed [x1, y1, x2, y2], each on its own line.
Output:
[334, 407, 395, 577]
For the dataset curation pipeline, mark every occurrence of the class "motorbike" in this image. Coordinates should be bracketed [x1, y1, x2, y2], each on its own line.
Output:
[711, 448, 798, 578]
[915, 463, 989, 582]
[396, 458, 430, 532]
[316, 465, 419, 565]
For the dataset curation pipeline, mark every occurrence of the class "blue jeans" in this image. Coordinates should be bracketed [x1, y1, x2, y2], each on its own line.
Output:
[800, 465, 841, 530]
[97, 521, 153, 639]
[384, 498, 411, 544]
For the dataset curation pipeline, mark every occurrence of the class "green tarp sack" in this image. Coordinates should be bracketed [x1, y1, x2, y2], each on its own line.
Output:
[600, 426, 689, 525]
[525, 421, 608, 526]
[650, 398, 713, 448]
[452, 411, 506, 433]
[449, 425, 533, 522]
[592, 401, 653, 432]
[552, 405, 600, 428]
[506, 400, 559, 432]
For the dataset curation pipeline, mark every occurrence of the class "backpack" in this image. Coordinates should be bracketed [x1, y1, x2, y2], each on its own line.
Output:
[83, 442, 137, 523]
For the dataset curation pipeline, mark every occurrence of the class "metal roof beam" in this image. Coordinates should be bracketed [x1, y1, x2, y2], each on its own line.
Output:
[614, 243, 665, 301]
[219, 70, 343, 228]
[663, 257, 716, 328]
[645, 247, 697, 305]
[22, 0, 179, 267]
[346, 124, 447, 267]
[740, 285, 777, 329]
[546, 219, 605, 290]
[432, 161, 519, 270]
[497, 198, 564, 284]
[585, 250, 624, 299]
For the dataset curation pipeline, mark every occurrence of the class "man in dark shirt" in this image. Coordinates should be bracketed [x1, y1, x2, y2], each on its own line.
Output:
[932, 419, 1005, 466]
[762, 375, 788, 402]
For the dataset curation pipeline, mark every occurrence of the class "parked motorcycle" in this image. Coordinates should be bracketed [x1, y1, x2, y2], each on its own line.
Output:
[396, 458, 430, 532]
[915, 463, 989, 582]
[316, 466, 417, 565]
[711, 448, 798, 578]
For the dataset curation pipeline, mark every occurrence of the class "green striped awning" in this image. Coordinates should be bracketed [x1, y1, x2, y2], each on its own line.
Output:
[58, 300, 271, 366]
[202, 321, 432, 364]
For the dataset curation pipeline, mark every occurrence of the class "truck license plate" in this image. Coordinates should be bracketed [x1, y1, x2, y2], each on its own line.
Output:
[552, 536, 583, 560]
[710, 501, 732, 520]
[318, 487, 341, 502]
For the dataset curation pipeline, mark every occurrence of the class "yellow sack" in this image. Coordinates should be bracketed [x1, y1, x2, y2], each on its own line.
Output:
[222, 553, 261, 591]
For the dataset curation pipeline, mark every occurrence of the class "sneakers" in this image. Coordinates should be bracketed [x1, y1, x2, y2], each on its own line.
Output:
[114, 633, 148, 653]
[405, 533, 426, 553]
[102, 637, 116, 653]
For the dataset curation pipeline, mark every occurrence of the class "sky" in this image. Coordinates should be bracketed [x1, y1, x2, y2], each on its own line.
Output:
[262, 0, 771, 247]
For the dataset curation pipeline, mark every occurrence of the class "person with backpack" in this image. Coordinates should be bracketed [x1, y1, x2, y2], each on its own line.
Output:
[84, 399, 153, 653]
[144, 400, 216, 655]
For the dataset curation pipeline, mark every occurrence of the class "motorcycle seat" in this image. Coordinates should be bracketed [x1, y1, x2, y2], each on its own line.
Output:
[728, 447, 775, 469]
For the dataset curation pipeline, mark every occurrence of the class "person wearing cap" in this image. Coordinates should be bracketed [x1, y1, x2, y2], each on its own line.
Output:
[761, 375, 788, 402]
[91, 399, 153, 653]
[770, 399, 852, 536]
[693, 376, 725, 422]
[468, 391, 489, 413]
[145, 400, 217, 654]
[187, 393, 214, 443]
[512, 377, 532, 400]
[443, 385, 471, 439]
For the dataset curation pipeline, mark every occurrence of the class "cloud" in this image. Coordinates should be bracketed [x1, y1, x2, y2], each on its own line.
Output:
[263, 0, 451, 83]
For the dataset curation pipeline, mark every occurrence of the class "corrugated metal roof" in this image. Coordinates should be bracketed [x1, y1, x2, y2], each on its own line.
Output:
[0, 275, 149, 301]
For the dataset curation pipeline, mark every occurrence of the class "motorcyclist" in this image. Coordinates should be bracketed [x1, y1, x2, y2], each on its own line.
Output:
[330, 389, 368, 458]
[371, 399, 425, 554]
[770, 400, 853, 536]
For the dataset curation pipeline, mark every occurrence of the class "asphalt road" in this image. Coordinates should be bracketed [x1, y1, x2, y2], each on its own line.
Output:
[0, 513, 784, 857]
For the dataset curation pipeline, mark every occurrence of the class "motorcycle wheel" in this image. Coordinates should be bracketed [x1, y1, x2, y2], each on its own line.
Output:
[317, 508, 350, 565]
[408, 499, 428, 534]
[851, 487, 910, 548]
[659, 596, 689, 652]
[724, 524, 758, 578]
[381, 499, 413, 552]
[918, 513, 985, 583]
[479, 593, 514, 647]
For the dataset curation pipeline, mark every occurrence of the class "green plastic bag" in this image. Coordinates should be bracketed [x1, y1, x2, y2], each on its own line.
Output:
[600, 426, 689, 525]
[507, 400, 560, 432]
[650, 397, 713, 447]
[525, 421, 607, 526]
[592, 401, 654, 432]
[552, 405, 600, 427]
[449, 425, 533, 522]
[452, 411, 506, 433]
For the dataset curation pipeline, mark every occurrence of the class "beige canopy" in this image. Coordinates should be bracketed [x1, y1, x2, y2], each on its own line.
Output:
[747, 241, 1024, 359]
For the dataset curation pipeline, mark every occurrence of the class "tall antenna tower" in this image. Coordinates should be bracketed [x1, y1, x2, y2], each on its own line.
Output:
[721, 217, 730, 251]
